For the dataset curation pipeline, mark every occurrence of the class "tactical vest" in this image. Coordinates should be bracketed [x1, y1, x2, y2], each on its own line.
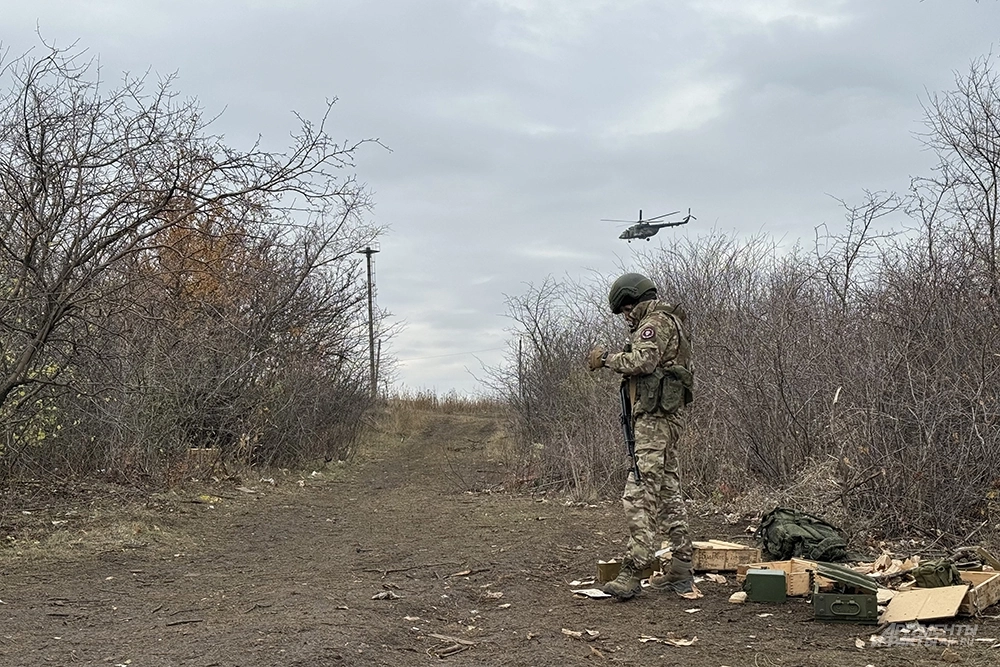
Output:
[633, 303, 694, 414]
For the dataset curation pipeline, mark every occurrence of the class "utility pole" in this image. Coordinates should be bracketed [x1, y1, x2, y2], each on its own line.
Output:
[358, 246, 379, 400]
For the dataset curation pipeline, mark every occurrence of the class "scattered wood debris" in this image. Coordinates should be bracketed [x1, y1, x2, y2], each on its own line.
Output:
[447, 567, 490, 578]
[572, 588, 612, 599]
[371, 591, 402, 601]
[638, 634, 697, 647]
[426, 633, 475, 658]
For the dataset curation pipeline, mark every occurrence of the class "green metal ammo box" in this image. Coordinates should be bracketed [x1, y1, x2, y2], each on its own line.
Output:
[811, 562, 879, 624]
[744, 568, 787, 603]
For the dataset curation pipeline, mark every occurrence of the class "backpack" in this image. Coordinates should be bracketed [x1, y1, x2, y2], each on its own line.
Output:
[911, 559, 964, 588]
[755, 507, 850, 562]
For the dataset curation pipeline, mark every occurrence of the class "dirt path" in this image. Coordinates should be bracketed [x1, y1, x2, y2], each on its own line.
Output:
[1, 410, 997, 666]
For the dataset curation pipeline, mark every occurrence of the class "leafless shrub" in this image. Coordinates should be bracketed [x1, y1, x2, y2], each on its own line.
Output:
[483, 278, 624, 496]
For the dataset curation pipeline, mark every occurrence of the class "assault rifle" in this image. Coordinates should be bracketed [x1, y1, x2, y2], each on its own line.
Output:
[619, 380, 641, 482]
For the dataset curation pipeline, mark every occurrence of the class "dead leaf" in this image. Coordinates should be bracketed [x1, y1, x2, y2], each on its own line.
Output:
[855, 638, 865, 649]
[589, 645, 606, 659]
[705, 573, 727, 584]
[729, 591, 748, 604]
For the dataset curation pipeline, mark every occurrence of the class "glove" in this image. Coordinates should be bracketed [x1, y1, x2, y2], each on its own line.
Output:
[588, 347, 608, 371]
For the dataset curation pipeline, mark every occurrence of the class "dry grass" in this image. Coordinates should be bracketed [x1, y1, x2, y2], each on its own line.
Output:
[389, 389, 502, 415]
[715, 458, 848, 526]
[0, 464, 346, 565]
[0, 482, 192, 564]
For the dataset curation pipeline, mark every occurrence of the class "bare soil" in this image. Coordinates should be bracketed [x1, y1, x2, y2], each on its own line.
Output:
[1, 409, 998, 666]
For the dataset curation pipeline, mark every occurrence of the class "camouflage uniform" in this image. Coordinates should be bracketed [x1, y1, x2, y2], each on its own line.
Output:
[604, 299, 693, 571]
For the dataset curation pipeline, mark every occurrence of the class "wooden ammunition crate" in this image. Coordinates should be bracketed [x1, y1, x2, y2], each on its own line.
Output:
[657, 539, 762, 573]
[596, 559, 658, 584]
[959, 570, 1000, 616]
[692, 540, 762, 572]
[736, 558, 833, 597]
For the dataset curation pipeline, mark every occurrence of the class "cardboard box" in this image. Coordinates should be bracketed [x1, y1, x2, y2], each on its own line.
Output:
[736, 558, 833, 597]
[880, 570, 1000, 622]
[959, 570, 1000, 616]
[881, 585, 969, 623]
[657, 539, 762, 573]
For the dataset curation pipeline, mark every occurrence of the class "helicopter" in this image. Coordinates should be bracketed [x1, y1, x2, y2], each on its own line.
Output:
[602, 209, 695, 241]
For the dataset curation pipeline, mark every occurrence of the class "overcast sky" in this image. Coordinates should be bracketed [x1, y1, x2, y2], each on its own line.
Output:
[4, 1, 1000, 394]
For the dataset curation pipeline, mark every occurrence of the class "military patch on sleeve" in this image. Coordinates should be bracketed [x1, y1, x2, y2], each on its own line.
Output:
[639, 326, 656, 340]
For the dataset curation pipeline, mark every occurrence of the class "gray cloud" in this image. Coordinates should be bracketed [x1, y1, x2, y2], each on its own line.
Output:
[3, 0, 1000, 392]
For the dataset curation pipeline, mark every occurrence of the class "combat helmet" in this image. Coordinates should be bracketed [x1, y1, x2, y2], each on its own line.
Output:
[608, 272, 657, 314]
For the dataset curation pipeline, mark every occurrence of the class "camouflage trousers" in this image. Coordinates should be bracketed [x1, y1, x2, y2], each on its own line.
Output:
[621, 411, 692, 569]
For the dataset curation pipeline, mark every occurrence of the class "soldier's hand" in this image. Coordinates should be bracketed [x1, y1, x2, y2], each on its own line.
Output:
[588, 346, 608, 371]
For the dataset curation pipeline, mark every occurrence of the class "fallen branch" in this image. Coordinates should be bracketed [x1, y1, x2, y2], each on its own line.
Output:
[427, 633, 475, 646]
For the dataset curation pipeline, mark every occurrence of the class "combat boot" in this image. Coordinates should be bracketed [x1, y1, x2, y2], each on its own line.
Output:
[648, 557, 694, 595]
[602, 559, 643, 600]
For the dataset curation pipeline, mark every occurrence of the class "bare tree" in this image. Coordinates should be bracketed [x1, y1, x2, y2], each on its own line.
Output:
[919, 56, 1000, 297]
[0, 44, 382, 480]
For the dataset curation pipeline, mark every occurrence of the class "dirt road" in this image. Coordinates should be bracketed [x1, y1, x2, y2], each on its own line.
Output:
[1, 409, 997, 666]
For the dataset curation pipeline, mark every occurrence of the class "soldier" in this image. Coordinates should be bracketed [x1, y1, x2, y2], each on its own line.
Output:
[588, 272, 695, 600]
